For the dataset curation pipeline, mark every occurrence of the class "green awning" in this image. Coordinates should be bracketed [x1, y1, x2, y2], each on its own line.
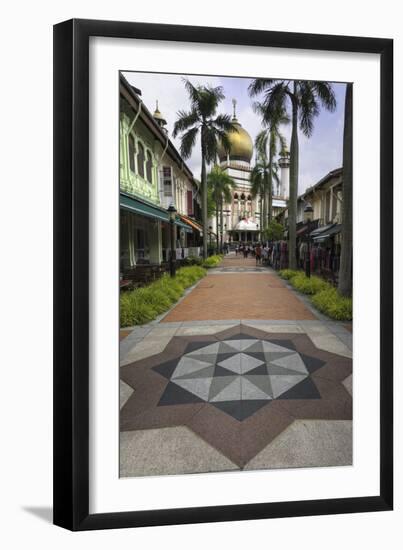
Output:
[120, 192, 169, 222]
[120, 193, 192, 232]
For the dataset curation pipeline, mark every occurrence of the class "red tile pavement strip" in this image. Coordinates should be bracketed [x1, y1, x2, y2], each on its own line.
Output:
[162, 273, 316, 322]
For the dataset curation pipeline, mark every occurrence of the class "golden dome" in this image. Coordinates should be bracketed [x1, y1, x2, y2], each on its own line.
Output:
[217, 116, 253, 164]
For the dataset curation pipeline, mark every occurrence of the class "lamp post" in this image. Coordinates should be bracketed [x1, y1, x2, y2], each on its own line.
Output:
[208, 225, 212, 255]
[167, 203, 177, 277]
[303, 201, 314, 278]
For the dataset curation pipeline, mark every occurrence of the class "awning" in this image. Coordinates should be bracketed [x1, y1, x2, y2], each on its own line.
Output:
[120, 193, 191, 232]
[313, 224, 342, 241]
[175, 217, 193, 233]
[179, 214, 203, 233]
[310, 223, 341, 241]
[120, 192, 169, 222]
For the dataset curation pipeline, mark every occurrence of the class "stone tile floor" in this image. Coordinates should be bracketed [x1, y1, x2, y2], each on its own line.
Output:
[120, 321, 352, 476]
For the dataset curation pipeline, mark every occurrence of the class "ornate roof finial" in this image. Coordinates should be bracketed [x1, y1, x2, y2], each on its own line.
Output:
[232, 98, 237, 120]
[156, 100, 159, 111]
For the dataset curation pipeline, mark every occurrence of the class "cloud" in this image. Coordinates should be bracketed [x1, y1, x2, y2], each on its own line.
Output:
[122, 72, 345, 191]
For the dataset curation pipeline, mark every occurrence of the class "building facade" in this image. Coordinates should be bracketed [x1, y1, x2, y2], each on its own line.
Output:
[119, 75, 202, 280]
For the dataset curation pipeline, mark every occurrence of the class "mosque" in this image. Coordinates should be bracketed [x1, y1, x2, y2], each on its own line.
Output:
[211, 99, 290, 246]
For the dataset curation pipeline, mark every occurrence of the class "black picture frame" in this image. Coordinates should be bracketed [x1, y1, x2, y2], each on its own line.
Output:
[53, 18, 393, 531]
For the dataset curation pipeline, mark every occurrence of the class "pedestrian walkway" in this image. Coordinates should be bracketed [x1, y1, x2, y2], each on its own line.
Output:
[119, 254, 352, 477]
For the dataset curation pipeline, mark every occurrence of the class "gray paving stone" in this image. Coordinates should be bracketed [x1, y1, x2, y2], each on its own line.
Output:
[120, 427, 238, 477]
[244, 420, 352, 470]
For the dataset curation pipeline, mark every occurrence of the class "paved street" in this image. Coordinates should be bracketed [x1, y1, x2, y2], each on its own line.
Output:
[120, 253, 352, 477]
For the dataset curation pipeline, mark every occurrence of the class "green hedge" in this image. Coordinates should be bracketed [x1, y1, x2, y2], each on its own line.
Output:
[312, 287, 353, 321]
[278, 269, 300, 280]
[278, 269, 352, 321]
[202, 254, 223, 268]
[120, 266, 206, 327]
[289, 273, 331, 295]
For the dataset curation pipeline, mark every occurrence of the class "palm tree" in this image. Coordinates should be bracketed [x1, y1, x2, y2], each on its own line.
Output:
[207, 166, 235, 252]
[250, 149, 269, 232]
[338, 83, 353, 297]
[173, 80, 236, 259]
[249, 79, 336, 269]
[253, 104, 288, 225]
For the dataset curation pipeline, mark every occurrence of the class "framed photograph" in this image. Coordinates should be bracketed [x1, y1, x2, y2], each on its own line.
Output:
[53, 19, 393, 530]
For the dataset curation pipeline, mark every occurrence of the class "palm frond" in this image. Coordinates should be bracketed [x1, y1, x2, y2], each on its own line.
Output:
[248, 78, 278, 97]
[172, 109, 199, 136]
[179, 127, 199, 159]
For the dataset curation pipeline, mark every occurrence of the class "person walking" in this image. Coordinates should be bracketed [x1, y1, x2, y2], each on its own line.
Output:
[255, 243, 262, 265]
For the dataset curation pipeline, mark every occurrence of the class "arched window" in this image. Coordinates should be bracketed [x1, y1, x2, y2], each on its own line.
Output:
[233, 193, 238, 200]
[247, 194, 252, 201]
[146, 151, 153, 183]
[128, 134, 136, 173]
[240, 193, 245, 200]
[137, 142, 145, 178]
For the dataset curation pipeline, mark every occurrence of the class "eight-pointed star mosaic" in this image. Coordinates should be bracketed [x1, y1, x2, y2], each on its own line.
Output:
[120, 324, 352, 467]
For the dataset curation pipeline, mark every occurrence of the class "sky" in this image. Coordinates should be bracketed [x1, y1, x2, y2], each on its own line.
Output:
[123, 71, 346, 194]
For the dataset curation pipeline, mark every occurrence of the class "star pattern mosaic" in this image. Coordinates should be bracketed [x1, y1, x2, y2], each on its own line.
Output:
[154, 336, 321, 420]
[120, 324, 352, 467]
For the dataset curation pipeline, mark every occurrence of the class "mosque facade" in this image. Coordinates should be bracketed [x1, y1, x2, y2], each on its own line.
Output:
[210, 100, 290, 245]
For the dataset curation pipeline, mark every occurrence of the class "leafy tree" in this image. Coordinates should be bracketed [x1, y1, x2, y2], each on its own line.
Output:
[338, 83, 352, 297]
[173, 80, 237, 258]
[249, 79, 336, 269]
[207, 165, 235, 252]
[262, 220, 285, 242]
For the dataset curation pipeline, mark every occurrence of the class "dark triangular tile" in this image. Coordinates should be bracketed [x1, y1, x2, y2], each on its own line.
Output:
[158, 381, 204, 406]
[267, 364, 304, 376]
[227, 333, 255, 340]
[300, 353, 326, 373]
[240, 400, 270, 420]
[214, 365, 236, 377]
[185, 340, 217, 353]
[278, 377, 321, 400]
[245, 363, 268, 376]
[215, 352, 238, 363]
[152, 359, 179, 380]
[211, 400, 242, 421]
[270, 339, 296, 351]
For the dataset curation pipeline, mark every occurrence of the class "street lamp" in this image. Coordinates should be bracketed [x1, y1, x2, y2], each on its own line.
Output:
[208, 225, 212, 254]
[303, 201, 314, 278]
[167, 203, 177, 277]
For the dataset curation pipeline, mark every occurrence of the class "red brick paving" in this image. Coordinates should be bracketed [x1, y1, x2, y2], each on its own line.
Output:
[163, 272, 316, 321]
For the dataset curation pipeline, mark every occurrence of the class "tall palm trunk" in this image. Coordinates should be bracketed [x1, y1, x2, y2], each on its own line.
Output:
[268, 153, 273, 224]
[201, 136, 208, 259]
[288, 84, 299, 270]
[220, 198, 224, 252]
[263, 174, 268, 230]
[338, 83, 353, 297]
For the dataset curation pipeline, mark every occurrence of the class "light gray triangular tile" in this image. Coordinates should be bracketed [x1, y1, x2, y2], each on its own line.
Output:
[172, 357, 213, 379]
[271, 353, 308, 374]
[241, 377, 272, 400]
[175, 365, 216, 380]
[217, 354, 242, 374]
[240, 353, 265, 373]
[208, 376, 238, 401]
[174, 377, 213, 401]
[210, 377, 242, 402]
[270, 374, 307, 398]
[262, 341, 291, 353]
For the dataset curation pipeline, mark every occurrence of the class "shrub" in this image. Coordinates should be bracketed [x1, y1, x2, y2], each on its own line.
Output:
[183, 255, 203, 266]
[120, 266, 206, 327]
[312, 287, 353, 321]
[278, 269, 300, 280]
[202, 254, 223, 268]
[290, 273, 331, 295]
